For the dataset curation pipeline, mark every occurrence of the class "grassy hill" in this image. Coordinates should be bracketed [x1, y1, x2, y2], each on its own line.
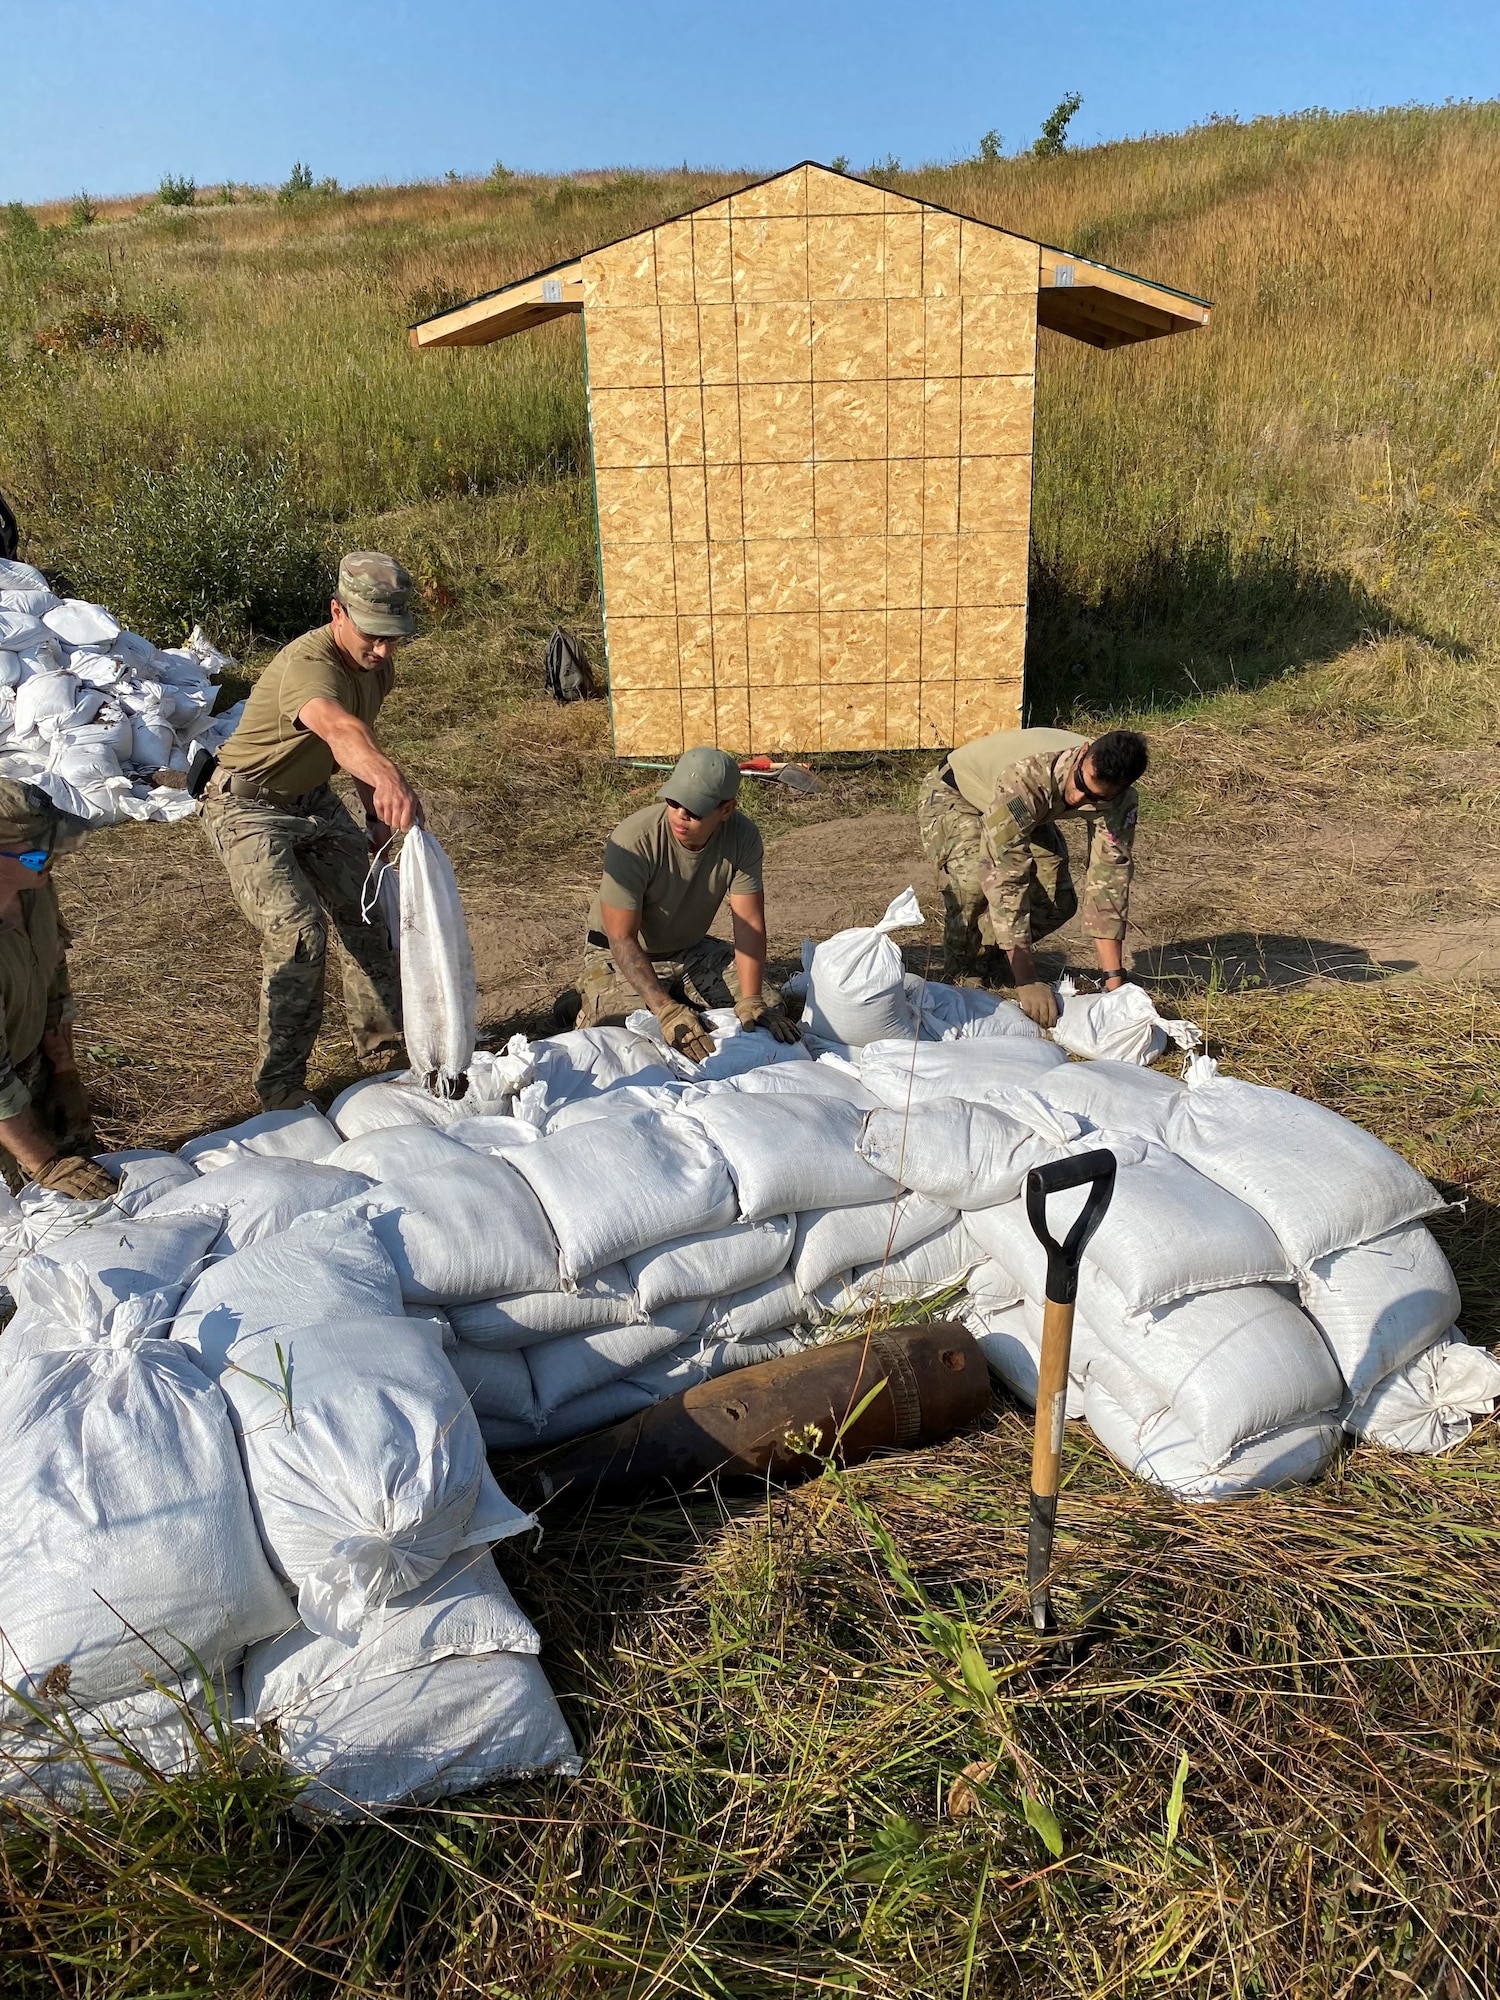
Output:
[3, 107, 1500, 1999]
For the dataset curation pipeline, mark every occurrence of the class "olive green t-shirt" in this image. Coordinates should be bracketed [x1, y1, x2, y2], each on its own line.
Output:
[216, 625, 395, 798]
[946, 728, 1086, 812]
[588, 803, 764, 958]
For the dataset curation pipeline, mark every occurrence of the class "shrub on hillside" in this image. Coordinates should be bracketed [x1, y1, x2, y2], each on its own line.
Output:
[70, 451, 332, 651]
[158, 174, 196, 208]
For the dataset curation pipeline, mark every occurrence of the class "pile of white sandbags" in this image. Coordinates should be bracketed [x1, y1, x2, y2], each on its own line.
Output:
[952, 1053, 1496, 1496]
[0, 559, 244, 825]
[0, 884, 1491, 1814]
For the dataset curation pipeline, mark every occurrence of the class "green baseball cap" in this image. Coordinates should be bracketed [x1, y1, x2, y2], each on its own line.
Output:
[658, 745, 742, 817]
[338, 551, 416, 638]
[0, 778, 91, 855]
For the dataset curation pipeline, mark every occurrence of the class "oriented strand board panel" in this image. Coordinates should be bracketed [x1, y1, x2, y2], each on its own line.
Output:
[585, 165, 1038, 755]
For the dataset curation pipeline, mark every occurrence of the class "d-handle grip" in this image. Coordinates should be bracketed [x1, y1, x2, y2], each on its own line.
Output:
[1024, 1149, 1117, 1306]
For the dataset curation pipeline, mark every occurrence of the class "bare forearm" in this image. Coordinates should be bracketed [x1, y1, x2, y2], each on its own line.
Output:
[1094, 937, 1126, 984]
[0, 1107, 58, 1175]
[609, 932, 672, 1013]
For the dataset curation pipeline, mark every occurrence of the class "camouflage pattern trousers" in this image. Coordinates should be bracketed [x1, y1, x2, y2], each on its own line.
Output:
[201, 786, 402, 1107]
[0, 1049, 96, 1193]
[916, 770, 1077, 977]
[578, 935, 743, 1028]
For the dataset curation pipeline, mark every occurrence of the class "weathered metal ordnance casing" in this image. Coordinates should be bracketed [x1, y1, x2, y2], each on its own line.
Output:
[527, 1321, 991, 1510]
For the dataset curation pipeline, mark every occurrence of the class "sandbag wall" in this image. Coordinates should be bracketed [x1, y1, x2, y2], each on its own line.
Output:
[0, 558, 244, 825]
[0, 899, 1492, 1814]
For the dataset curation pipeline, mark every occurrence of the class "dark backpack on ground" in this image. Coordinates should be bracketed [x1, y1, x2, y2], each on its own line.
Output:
[0, 491, 18, 562]
[545, 627, 596, 703]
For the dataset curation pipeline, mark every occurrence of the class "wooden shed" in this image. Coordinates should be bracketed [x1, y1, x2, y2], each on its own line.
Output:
[411, 162, 1209, 757]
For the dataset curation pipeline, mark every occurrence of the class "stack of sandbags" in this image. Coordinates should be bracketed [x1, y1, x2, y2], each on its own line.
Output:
[0, 559, 243, 825]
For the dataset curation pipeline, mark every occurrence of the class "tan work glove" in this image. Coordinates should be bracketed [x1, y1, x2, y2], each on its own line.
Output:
[32, 1153, 117, 1203]
[734, 993, 803, 1045]
[658, 1000, 716, 1065]
[1014, 981, 1060, 1031]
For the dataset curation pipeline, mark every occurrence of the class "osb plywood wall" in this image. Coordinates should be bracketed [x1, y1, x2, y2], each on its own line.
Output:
[583, 162, 1038, 758]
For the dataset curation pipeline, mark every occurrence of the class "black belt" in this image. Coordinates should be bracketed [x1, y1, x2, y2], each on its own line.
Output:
[208, 770, 324, 811]
[587, 930, 681, 961]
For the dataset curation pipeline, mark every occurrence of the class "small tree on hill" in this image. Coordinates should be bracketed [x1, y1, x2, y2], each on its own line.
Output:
[158, 173, 196, 207]
[69, 192, 98, 228]
[1033, 92, 1082, 158]
[978, 129, 1002, 162]
[485, 161, 514, 191]
[279, 162, 315, 203]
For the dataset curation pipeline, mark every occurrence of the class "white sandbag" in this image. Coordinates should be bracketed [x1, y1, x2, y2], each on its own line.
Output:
[219, 1315, 529, 1638]
[1051, 979, 1200, 1066]
[130, 712, 176, 772]
[1344, 1330, 1500, 1453]
[448, 1266, 639, 1350]
[355, 1155, 561, 1303]
[511, 1110, 736, 1279]
[964, 1296, 1086, 1419]
[910, 979, 1044, 1042]
[857, 1091, 1083, 1208]
[171, 1208, 403, 1375]
[399, 828, 477, 1097]
[325, 1126, 473, 1179]
[526, 1317, 699, 1417]
[43, 599, 119, 648]
[794, 1191, 956, 1296]
[627, 1005, 812, 1084]
[0, 607, 47, 652]
[628, 1330, 804, 1401]
[14, 671, 78, 738]
[1034, 1057, 1185, 1144]
[445, 1114, 540, 1155]
[803, 887, 923, 1046]
[0, 1670, 239, 1808]
[0, 559, 52, 593]
[544, 1081, 686, 1132]
[0, 1257, 179, 1375]
[963, 1137, 1294, 1317]
[181, 1104, 342, 1173]
[521, 1376, 657, 1446]
[1166, 1059, 1445, 1267]
[1299, 1222, 1462, 1398]
[728, 1058, 882, 1109]
[404, 1303, 456, 1352]
[0, 1339, 291, 1714]
[514, 1026, 675, 1128]
[966, 1257, 1024, 1306]
[684, 1093, 894, 1221]
[451, 1341, 539, 1428]
[627, 1214, 793, 1315]
[858, 1035, 1067, 1108]
[1085, 1282, 1344, 1469]
[813, 1218, 978, 1312]
[244, 1547, 539, 1719]
[1085, 1379, 1344, 1500]
[329, 1078, 478, 1136]
[7, 1207, 223, 1314]
[271, 1650, 578, 1820]
[701, 1266, 806, 1343]
[148, 1158, 372, 1252]
[112, 1151, 200, 1212]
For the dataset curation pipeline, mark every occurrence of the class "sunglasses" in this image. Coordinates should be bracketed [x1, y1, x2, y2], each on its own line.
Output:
[0, 850, 51, 873]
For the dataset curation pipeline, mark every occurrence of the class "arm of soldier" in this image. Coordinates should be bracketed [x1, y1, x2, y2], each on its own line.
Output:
[600, 900, 674, 1016]
[0, 1021, 57, 1175]
[297, 698, 424, 832]
[1082, 793, 1137, 987]
[727, 891, 768, 1002]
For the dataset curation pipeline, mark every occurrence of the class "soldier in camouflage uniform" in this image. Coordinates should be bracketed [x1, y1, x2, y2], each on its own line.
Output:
[917, 726, 1147, 1027]
[201, 553, 423, 1109]
[0, 779, 115, 1199]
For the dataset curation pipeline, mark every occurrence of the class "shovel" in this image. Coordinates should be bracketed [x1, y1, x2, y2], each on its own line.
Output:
[1023, 1149, 1116, 1636]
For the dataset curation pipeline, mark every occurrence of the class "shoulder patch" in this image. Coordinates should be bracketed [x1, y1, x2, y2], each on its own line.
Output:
[1123, 806, 1138, 831]
[1005, 796, 1030, 831]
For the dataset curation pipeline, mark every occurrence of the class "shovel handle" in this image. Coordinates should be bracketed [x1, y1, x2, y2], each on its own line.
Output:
[1024, 1149, 1116, 1634]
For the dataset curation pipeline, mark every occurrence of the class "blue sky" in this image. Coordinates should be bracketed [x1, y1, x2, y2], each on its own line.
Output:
[4, 0, 1497, 204]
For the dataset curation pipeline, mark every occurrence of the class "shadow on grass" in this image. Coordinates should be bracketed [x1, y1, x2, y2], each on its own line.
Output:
[1024, 528, 1462, 720]
[1136, 931, 1418, 992]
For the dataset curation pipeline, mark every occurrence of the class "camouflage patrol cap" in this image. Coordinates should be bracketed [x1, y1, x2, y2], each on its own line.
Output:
[337, 551, 416, 638]
[0, 778, 91, 856]
[658, 745, 741, 817]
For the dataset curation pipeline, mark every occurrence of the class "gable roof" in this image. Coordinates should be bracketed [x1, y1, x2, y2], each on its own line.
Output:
[408, 159, 1211, 353]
